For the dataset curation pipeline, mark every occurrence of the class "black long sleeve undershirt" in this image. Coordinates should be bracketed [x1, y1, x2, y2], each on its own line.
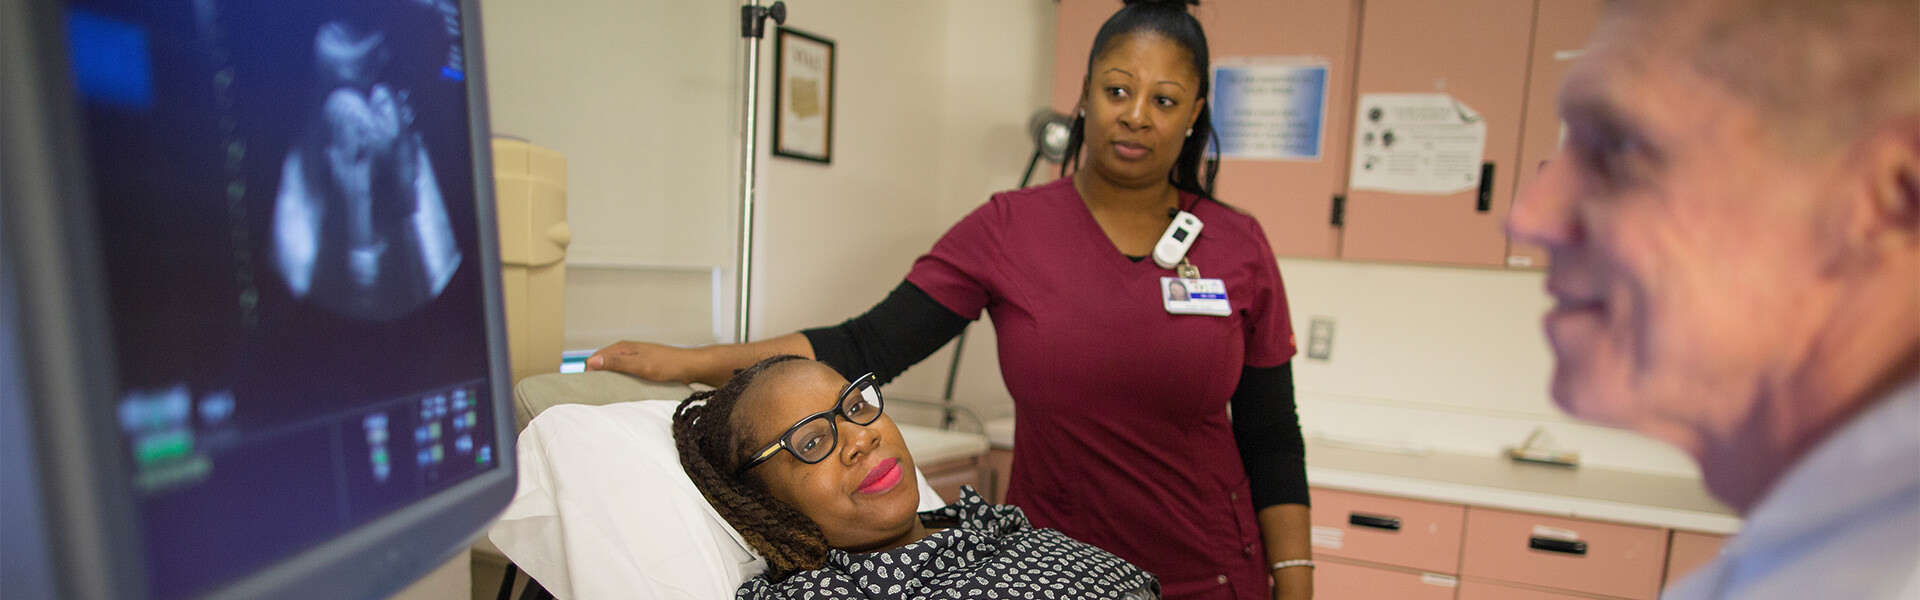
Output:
[1230, 362, 1310, 509]
[803, 280, 1309, 510]
[801, 281, 970, 386]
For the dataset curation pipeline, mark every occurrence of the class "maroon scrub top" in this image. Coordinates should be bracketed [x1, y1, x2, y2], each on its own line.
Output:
[906, 177, 1297, 600]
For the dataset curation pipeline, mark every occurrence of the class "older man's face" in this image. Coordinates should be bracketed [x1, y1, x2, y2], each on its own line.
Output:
[1506, 25, 1845, 450]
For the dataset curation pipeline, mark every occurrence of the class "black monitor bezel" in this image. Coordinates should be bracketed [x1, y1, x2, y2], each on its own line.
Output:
[0, 0, 518, 597]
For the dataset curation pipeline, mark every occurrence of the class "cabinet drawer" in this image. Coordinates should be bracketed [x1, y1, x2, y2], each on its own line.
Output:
[1456, 580, 1592, 600]
[1461, 507, 1667, 599]
[1309, 487, 1467, 573]
[1317, 559, 1459, 600]
[1665, 531, 1728, 588]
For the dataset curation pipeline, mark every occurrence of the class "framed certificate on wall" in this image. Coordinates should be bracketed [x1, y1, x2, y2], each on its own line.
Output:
[773, 27, 835, 164]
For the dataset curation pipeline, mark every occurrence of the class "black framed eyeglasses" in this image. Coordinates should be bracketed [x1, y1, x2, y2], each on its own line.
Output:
[736, 372, 884, 476]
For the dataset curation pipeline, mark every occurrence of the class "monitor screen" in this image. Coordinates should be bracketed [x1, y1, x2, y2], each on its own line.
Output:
[57, 0, 504, 597]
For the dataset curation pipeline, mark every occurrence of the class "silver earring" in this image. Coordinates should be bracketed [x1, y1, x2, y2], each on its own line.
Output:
[1077, 109, 1086, 118]
[1185, 128, 1193, 137]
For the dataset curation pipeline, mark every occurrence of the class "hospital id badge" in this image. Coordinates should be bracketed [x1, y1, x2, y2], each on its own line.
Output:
[1161, 277, 1230, 316]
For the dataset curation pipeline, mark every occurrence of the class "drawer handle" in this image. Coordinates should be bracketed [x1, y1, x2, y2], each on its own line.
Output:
[1528, 536, 1589, 556]
[1348, 513, 1402, 531]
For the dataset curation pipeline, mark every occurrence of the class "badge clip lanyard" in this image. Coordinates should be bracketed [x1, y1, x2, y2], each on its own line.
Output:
[1161, 197, 1233, 316]
[1164, 197, 1201, 279]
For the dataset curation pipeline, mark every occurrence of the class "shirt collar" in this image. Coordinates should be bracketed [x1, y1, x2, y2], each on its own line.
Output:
[824, 486, 1026, 568]
[1728, 376, 1920, 554]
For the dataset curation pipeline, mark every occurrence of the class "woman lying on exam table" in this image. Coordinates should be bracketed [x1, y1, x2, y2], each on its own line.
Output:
[674, 355, 1160, 600]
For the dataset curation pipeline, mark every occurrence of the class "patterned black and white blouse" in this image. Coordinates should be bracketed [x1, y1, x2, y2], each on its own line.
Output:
[736, 487, 1160, 600]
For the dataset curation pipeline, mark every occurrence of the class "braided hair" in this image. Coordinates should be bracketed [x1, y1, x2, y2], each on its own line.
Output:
[1061, 0, 1222, 200]
[671, 354, 830, 581]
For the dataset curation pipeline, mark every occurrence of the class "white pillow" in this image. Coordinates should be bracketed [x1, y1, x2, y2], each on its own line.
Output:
[488, 400, 944, 600]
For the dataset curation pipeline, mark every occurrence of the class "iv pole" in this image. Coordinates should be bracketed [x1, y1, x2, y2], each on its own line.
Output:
[735, 0, 785, 343]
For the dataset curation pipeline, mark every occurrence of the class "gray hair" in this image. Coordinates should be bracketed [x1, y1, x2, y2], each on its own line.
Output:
[1606, 0, 1919, 152]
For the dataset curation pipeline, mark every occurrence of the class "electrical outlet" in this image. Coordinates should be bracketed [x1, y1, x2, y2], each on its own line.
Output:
[1306, 317, 1334, 360]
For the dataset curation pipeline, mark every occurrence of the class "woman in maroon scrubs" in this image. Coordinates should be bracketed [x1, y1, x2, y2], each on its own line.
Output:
[589, 1, 1313, 598]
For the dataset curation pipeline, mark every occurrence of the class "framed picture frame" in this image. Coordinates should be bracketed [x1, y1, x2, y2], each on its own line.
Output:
[773, 27, 835, 164]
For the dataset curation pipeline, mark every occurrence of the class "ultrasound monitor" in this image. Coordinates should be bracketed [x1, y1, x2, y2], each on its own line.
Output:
[1, 0, 515, 598]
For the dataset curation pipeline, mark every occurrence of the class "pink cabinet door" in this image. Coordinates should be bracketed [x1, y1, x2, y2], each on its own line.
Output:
[1456, 580, 1591, 600]
[1193, 0, 1360, 259]
[1461, 507, 1668, 600]
[1341, 0, 1536, 266]
[1049, 0, 1107, 117]
[1052, 0, 1362, 259]
[1664, 530, 1729, 589]
[1506, 0, 1605, 269]
[1309, 487, 1467, 574]
[1317, 559, 1460, 600]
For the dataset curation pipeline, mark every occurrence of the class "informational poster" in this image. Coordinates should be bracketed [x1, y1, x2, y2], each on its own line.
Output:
[1348, 93, 1487, 195]
[1209, 57, 1329, 161]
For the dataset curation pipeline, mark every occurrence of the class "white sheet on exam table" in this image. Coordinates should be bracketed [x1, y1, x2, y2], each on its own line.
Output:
[489, 399, 947, 600]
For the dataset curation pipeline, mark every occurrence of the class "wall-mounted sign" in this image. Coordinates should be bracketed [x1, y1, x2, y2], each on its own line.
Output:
[1349, 93, 1487, 195]
[1210, 57, 1330, 161]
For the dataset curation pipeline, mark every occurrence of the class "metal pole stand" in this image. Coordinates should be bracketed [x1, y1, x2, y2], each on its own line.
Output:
[733, 1, 786, 343]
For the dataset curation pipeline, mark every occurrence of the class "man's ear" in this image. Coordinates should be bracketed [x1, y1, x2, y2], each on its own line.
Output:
[1819, 119, 1920, 277]
[1862, 118, 1920, 246]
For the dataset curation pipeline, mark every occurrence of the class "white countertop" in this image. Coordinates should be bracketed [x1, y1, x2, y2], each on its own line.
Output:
[1306, 438, 1741, 534]
[898, 424, 990, 466]
[984, 417, 1015, 448]
[976, 414, 1740, 534]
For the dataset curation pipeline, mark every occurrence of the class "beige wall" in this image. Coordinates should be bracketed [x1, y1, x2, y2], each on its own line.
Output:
[750, 0, 1057, 408]
[930, 1, 1057, 423]
[481, 0, 1057, 414]
[1279, 259, 1697, 476]
[481, 0, 742, 350]
[748, 2, 947, 402]
[483, 0, 738, 269]
[481, 0, 1693, 475]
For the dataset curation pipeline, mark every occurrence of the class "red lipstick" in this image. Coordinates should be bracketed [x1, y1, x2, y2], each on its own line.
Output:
[856, 457, 902, 495]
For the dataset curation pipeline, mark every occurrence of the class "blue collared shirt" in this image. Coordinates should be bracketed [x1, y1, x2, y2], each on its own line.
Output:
[1664, 377, 1920, 599]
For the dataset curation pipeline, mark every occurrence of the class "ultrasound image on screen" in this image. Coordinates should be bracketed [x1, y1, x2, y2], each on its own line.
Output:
[272, 21, 462, 322]
[65, 0, 495, 597]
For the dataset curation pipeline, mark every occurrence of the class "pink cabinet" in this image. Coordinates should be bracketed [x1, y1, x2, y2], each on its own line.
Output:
[1051, 0, 1362, 259]
[1456, 579, 1592, 600]
[1664, 530, 1728, 589]
[1193, 0, 1361, 259]
[1317, 559, 1460, 600]
[1506, 0, 1606, 269]
[1339, 0, 1536, 266]
[1052, 0, 1617, 268]
[1461, 507, 1669, 599]
[1048, 0, 1104, 117]
[1310, 488, 1467, 574]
